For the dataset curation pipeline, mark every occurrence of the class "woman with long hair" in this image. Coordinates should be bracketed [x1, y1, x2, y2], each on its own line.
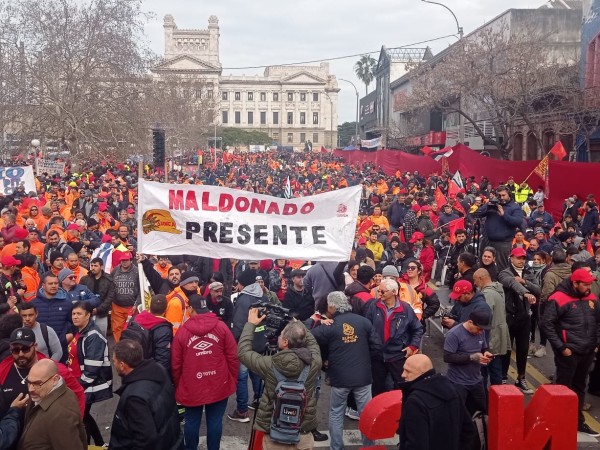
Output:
[402, 260, 440, 325]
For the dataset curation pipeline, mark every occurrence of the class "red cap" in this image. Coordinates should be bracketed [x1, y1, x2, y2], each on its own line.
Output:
[14, 227, 28, 240]
[510, 248, 527, 258]
[358, 237, 367, 245]
[120, 252, 133, 261]
[126, 208, 135, 214]
[1, 255, 20, 267]
[449, 280, 474, 300]
[411, 204, 421, 212]
[98, 202, 108, 212]
[66, 223, 81, 232]
[571, 269, 597, 283]
[421, 205, 432, 211]
[101, 234, 112, 243]
[409, 231, 425, 243]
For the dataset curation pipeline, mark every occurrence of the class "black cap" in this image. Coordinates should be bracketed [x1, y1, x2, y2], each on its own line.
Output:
[237, 269, 257, 287]
[10, 327, 36, 346]
[469, 310, 492, 330]
[290, 269, 306, 278]
[188, 295, 210, 314]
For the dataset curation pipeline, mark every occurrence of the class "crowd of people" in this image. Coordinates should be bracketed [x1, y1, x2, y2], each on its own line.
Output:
[0, 150, 598, 449]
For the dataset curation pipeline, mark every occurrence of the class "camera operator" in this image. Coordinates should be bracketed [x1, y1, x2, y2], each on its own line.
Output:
[474, 186, 525, 272]
[238, 308, 322, 449]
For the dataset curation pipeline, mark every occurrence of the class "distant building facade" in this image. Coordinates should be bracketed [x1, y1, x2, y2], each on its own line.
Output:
[152, 15, 339, 150]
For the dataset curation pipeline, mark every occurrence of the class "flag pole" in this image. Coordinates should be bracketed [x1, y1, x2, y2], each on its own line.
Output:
[521, 153, 549, 186]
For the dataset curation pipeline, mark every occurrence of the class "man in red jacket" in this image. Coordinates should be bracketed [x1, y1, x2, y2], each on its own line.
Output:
[0, 327, 85, 417]
[171, 296, 238, 450]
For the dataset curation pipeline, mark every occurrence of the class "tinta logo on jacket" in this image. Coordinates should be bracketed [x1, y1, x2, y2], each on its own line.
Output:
[342, 323, 357, 344]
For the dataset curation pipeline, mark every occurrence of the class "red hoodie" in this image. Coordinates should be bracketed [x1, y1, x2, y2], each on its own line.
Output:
[0, 352, 85, 417]
[171, 312, 238, 406]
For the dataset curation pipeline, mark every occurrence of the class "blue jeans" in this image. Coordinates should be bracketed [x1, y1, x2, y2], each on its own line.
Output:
[329, 385, 373, 450]
[236, 363, 262, 412]
[183, 398, 228, 450]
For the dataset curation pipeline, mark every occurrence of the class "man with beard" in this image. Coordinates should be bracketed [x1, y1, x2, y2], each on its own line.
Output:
[542, 269, 600, 437]
[0, 328, 85, 417]
[111, 252, 140, 341]
[397, 354, 474, 450]
[139, 254, 181, 295]
[80, 257, 116, 337]
[165, 271, 201, 335]
[204, 281, 233, 326]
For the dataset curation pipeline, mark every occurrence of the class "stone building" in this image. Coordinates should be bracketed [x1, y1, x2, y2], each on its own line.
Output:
[151, 15, 339, 150]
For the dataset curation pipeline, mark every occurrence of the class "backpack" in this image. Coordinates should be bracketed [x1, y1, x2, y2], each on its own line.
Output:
[471, 411, 487, 450]
[40, 323, 52, 359]
[270, 364, 310, 444]
[121, 319, 154, 359]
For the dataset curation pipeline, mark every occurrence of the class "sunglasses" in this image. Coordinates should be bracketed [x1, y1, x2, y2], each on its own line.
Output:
[68, 275, 77, 280]
[407, 266, 419, 271]
[378, 290, 389, 295]
[11, 345, 34, 355]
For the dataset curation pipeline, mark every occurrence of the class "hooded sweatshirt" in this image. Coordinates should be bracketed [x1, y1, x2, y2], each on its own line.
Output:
[134, 311, 173, 373]
[481, 282, 511, 355]
[231, 283, 267, 341]
[171, 312, 238, 406]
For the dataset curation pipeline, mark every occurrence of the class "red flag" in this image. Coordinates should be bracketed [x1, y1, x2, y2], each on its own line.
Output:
[434, 187, 447, 208]
[549, 141, 567, 160]
[106, 170, 115, 180]
[587, 239, 594, 256]
[357, 218, 373, 237]
[420, 146, 433, 155]
[448, 218, 465, 244]
[452, 200, 467, 217]
[448, 180, 461, 198]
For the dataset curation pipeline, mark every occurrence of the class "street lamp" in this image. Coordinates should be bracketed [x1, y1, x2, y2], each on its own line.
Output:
[421, 0, 465, 144]
[324, 92, 334, 149]
[420, 0, 463, 39]
[339, 78, 359, 147]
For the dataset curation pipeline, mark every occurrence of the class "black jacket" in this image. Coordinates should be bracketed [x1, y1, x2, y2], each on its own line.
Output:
[80, 273, 116, 317]
[475, 200, 525, 242]
[141, 259, 178, 296]
[449, 292, 492, 326]
[498, 265, 541, 327]
[205, 293, 234, 327]
[282, 287, 315, 322]
[109, 360, 182, 450]
[542, 279, 600, 355]
[344, 281, 374, 316]
[398, 370, 475, 450]
[309, 311, 382, 388]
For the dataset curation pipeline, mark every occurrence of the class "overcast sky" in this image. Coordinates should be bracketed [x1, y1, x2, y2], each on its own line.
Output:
[141, 0, 552, 124]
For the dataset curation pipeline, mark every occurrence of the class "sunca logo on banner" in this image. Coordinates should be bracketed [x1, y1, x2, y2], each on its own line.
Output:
[137, 180, 361, 261]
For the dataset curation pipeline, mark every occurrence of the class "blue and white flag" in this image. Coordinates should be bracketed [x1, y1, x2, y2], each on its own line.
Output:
[284, 176, 293, 199]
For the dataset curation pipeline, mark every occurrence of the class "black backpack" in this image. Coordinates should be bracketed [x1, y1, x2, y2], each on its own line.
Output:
[121, 319, 154, 359]
[270, 364, 309, 444]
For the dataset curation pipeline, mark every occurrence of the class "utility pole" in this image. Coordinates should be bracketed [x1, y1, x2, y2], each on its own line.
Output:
[339, 79, 360, 146]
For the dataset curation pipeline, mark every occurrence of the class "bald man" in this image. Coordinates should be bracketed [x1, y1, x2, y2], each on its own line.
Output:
[18, 359, 86, 450]
[473, 268, 510, 386]
[397, 354, 475, 450]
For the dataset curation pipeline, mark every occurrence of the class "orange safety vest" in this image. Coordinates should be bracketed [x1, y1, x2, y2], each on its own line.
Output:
[165, 287, 190, 334]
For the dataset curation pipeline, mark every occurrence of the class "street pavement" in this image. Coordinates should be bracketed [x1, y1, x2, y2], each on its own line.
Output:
[91, 286, 600, 449]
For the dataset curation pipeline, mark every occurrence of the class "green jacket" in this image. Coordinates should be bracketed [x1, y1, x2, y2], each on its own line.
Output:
[237, 322, 322, 433]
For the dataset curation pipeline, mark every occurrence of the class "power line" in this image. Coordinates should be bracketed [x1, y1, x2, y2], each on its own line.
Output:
[221, 33, 458, 70]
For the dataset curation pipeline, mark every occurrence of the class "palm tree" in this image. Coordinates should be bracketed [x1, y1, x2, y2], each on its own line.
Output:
[354, 55, 377, 95]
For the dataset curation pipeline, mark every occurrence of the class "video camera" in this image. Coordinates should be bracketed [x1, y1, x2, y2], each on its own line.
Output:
[487, 198, 500, 210]
[251, 301, 293, 352]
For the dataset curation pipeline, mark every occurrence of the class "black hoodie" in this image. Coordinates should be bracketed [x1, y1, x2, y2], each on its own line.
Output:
[109, 359, 181, 450]
[397, 370, 475, 450]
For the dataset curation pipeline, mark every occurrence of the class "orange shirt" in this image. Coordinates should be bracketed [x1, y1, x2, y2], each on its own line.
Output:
[29, 241, 44, 260]
[153, 262, 172, 279]
[0, 243, 17, 258]
[21, 266, 40, 302]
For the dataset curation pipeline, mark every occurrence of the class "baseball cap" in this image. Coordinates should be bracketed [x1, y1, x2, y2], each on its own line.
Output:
[571, 269, 597, 283]
[0, 255, 20, 267]
[469, 310, 492, 330]
[510, 248, 527, 258]
[66, 223, 81, 232]
[409, 231, 425, 243]
[411, 204, 421, 212]
[10, 327, 36, 346]
[421, 205, 432, 211]
[358, 237, 367, 245]
[534, 228, 545, 235]
[98, 202, 108, 212]
[449, 280, 474, 300]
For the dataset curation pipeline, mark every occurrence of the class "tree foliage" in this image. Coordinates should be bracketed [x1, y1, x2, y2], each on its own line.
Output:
[337, 121, 357, 147]
[219, 128, 272, 148]
[402, 25, 580, 159]
[354, 55, 377, 96]
[0, 0, 216, 160]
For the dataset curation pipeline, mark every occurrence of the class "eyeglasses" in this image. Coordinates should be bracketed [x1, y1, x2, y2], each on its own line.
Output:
[11, 345, 34, 355]
[407, 266, 418, 271]
[25, 375, 55, 388]
[67, 275, 77, 280]
[378, 290, 389, 295]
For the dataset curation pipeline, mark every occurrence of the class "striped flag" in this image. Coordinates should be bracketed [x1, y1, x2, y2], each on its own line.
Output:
[138, 263, 153, 311]
[284, 176, 292, 199]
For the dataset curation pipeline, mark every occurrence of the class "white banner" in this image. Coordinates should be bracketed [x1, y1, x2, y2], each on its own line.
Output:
[35, 159, 66, 176]
[360, 136, 382, 149]
[0, 166, 36, 195]
[137, 180, 361, 261]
